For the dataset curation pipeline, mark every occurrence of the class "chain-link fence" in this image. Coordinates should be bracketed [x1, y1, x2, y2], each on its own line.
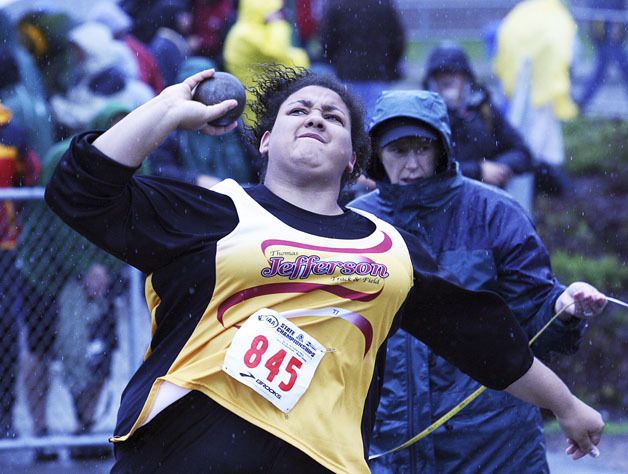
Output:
[0, 187, 149, 460]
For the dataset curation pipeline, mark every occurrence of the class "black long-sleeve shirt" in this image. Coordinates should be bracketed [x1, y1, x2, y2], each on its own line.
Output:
[45, 132, 533, 471]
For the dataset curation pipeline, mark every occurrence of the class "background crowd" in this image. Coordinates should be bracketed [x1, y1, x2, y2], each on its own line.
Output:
[0, 0, 626, 470]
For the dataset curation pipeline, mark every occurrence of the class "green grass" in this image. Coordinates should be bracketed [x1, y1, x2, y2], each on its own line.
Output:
[405, 40, 487, 64]
[551, 251, 628, 292]
[563, 118, 628, 176]
[545, 420, 628, 435]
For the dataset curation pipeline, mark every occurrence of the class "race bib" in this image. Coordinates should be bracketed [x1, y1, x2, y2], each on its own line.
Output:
[223, 309, 326, 413]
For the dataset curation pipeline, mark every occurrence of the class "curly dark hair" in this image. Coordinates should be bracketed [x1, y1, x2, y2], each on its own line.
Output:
[247, 66, 370, 185]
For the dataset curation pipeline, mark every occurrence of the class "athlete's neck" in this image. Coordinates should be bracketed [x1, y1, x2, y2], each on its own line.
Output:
[263, 177, 343, 216]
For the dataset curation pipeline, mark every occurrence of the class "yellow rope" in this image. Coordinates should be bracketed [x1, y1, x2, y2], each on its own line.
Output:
[369, 302, 575, 460]
[19, 23, 49, 59]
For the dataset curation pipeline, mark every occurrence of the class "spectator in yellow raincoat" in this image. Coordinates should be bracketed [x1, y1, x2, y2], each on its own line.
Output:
[223, 0, 310, 125]
[494, 0, 577, 194]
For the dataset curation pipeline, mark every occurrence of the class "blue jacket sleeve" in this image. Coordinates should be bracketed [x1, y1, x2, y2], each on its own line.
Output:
[489, 105, 533, 175]
[459, 160, 482, 180]
[490, 198, 585, 358]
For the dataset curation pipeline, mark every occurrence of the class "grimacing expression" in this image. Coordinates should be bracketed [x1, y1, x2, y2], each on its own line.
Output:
[259, 85, 356, 185]
[379, 137, 439, 185]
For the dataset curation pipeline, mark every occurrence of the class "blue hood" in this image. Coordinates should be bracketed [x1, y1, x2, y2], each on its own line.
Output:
[421, 43, 476, 87]
[367, 90, 456, 180]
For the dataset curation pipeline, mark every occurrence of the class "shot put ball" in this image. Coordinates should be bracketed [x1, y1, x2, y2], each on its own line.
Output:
[192, 72, 246, 127]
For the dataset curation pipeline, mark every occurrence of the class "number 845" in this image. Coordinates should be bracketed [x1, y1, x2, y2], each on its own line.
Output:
[244, 335, 302, 392]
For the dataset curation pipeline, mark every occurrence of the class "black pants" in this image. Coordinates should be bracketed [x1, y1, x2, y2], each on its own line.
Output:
[111, 391, 333, 473]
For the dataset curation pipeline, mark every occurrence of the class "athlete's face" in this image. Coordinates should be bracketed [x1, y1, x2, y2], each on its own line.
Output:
[259, 86, 356, 186]
[379, 137, 439, 185]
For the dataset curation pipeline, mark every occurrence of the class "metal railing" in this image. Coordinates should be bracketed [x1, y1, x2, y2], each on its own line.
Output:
[0, 188, 150, 456]
[393, 1, 628, 41]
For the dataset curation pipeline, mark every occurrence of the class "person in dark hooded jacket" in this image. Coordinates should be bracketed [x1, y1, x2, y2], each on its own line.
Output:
[422, 43, 532, 189]
[349, 90, 607, 474]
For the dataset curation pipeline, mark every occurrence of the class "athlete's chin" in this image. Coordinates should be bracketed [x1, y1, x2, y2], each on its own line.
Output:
[289, 165, 339, 187]
[290, 156, 329, 174]
[283, 152, 347, 185]
[291, 148, 324, 163]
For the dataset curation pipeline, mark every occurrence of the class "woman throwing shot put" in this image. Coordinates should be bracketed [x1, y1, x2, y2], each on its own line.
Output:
[45, 68, 603, 473]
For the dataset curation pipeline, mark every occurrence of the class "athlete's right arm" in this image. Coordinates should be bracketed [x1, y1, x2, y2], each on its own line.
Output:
[45, 133, 239, 273]
[93, 69, 238, 168]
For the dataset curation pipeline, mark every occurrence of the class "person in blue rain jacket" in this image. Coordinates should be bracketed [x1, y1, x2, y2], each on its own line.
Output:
[349, 90, 607, 473]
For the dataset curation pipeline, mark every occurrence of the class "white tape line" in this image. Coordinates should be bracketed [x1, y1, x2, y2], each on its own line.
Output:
[607, 296, 628, 309]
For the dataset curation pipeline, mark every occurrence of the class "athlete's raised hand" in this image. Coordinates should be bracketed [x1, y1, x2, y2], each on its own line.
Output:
[162, 69, 239, 134]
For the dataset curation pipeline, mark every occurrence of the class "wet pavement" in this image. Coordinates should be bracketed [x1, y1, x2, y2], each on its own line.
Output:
[0, 449, 112, 473]
[545, 432, 628, 474]
[2, 433, 628, 473]
[547, 451, 627, 474]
